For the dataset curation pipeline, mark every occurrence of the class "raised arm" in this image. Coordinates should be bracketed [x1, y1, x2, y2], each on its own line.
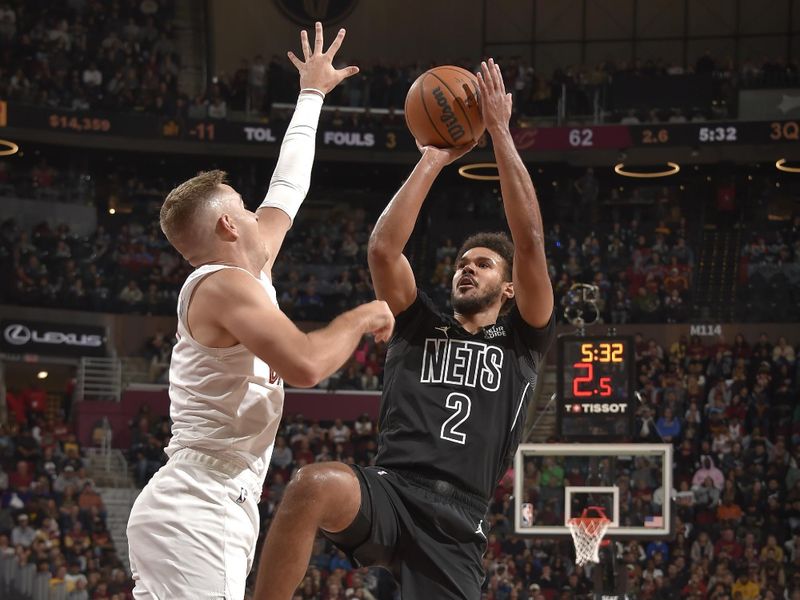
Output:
[368, 143, 475, 315]
[257, 22, 359, 272]
[195, 269, 393, 388]
[477, 59, 553, 327]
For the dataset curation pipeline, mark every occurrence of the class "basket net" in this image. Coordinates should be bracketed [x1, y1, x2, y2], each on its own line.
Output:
[567, 507, 611, 566]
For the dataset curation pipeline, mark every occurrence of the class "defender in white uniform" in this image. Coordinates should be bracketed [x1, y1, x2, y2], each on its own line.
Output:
[126, 24, 394, 599]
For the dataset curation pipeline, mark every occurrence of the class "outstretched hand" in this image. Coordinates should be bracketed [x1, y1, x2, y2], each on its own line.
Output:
[477, 58, 513, 135]
[288, 21, 359, 95]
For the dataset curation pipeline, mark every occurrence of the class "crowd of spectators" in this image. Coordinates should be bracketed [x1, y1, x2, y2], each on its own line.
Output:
[5, 0, 799, 126]
[1, 0, 180, 116]
[546, 212, 695, 325]
[203, 51, 800, 125]
[0, 214, 192, 315]
[0, 386, 133, 599]
[2, 149, 798, 371]
[738, 215, 800, 322]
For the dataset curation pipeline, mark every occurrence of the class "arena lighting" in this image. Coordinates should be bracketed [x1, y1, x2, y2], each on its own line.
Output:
[0, 139, 19, 157]
[108, 208, 116, 215]
[775, 158, 800, 173]
[458, 162, 500, 181]
[613, 162, 680, 178]
[37, 371, 48, 380]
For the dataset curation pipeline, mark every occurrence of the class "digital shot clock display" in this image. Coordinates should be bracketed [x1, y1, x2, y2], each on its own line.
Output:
[556, 335, 635, 439]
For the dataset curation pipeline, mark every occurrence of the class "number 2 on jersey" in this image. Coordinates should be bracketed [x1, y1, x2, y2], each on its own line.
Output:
[440, 392, 472, 445]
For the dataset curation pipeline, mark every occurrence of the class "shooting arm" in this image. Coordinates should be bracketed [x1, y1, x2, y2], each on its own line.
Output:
[493, 129, 553, 327]
[367, 155, 442, 315]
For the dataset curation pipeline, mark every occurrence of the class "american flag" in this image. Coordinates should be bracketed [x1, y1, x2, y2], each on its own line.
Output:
[644, 515, 664, 528]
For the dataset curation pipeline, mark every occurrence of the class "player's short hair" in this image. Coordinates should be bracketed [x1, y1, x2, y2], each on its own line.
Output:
[160, 170, 229, 244]
[456, 232, 514, 280]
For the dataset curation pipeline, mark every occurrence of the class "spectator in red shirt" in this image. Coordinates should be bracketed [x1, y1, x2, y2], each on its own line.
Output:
[22, 384, 48, 417]
[714, 527, 743, 560]
[5, 389, 27, 424]
[9, 460, 33, 489]
[293, 439, 315, 465]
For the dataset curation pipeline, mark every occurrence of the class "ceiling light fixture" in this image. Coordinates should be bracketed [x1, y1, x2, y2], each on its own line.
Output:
[614, 162, 680, 178]
[458, 162, 500, 181]
[775, 158, 800, 173]
[0, 139, 19, 157]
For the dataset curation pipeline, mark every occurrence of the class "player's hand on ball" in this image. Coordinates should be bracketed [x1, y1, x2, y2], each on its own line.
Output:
[417, 140, 477, 168]
[288, 21, 359, 95]
[477, 58, 513, 135]
[360, 300, 395, 343]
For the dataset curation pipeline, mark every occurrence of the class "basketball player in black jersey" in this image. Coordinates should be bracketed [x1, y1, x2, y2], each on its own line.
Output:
[254, 58, 554, 600]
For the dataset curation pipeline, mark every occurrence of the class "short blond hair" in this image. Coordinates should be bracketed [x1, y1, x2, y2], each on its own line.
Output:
[160, 170, 229, 244]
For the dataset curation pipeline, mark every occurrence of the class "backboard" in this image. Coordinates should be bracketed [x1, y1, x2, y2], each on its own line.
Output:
[514, 443, 673, 539]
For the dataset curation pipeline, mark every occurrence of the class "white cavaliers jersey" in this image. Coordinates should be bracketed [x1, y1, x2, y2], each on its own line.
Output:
[164, 264, 284, 485]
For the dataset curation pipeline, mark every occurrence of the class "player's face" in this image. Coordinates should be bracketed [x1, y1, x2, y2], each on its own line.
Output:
[220, 185, 269, 268]
[451, 247, 510, 315]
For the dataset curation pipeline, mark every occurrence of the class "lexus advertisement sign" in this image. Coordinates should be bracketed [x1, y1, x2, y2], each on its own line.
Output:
[1, 319, 107, 357]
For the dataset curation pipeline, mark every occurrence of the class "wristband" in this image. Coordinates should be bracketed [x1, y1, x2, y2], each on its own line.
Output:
[300, 88, 325, 100]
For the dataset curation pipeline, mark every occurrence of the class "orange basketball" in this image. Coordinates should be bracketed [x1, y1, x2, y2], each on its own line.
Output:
[404, 66, 484, 148]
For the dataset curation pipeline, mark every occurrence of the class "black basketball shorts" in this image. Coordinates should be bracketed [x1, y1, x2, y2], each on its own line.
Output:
[323, 465, 489, 600]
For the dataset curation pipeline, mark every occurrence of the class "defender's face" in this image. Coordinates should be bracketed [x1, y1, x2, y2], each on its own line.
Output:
[451, 247, 510, 315]
[219, 184, 269, 268]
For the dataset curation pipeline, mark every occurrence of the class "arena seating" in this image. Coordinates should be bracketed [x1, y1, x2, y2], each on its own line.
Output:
[2, 5, 799, 597]
[1, 0, 180, 116]
[0, 396, 133, 600]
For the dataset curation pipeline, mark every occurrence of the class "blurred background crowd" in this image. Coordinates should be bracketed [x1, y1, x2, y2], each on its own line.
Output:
[1, 0, 799, 599]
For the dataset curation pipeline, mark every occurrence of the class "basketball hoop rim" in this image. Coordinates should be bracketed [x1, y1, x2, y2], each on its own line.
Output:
[567, 515, 612, 542]
[567, 516, 611, 530]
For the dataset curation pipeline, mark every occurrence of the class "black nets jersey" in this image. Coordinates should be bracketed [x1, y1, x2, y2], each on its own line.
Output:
[374, 290, 555, 501]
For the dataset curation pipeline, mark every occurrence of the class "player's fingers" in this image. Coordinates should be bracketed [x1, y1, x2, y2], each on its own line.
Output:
[337, 65, 360, 80]
[488, 58, 502, 92]
[476, 70, 486, 94]
[313, 21, 323, 54]
[506, 92, 513, 110]
[375, 326, 392, 343]
[476, 71, 489, 106]
[287, 51, 303, 70]
[480, 61, 495, 93]
[493, 61, 506, 93]
[300, 29, 311, 59]
[326, 27, 346, 56]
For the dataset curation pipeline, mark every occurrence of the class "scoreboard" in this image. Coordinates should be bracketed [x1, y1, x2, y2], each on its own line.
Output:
[3, 102, 800, 155]
[556, 335, 635, 440]
[511, 120, 800, 151]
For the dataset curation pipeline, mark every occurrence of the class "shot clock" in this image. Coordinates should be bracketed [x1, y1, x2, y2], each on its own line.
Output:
[556, 335, 635, 439]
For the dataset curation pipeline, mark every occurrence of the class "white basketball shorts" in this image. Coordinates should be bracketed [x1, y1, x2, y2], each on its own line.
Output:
[127, 448, 262, 599]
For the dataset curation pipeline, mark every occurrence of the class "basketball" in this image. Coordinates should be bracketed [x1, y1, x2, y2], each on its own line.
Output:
[404, 66, 484, 148]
